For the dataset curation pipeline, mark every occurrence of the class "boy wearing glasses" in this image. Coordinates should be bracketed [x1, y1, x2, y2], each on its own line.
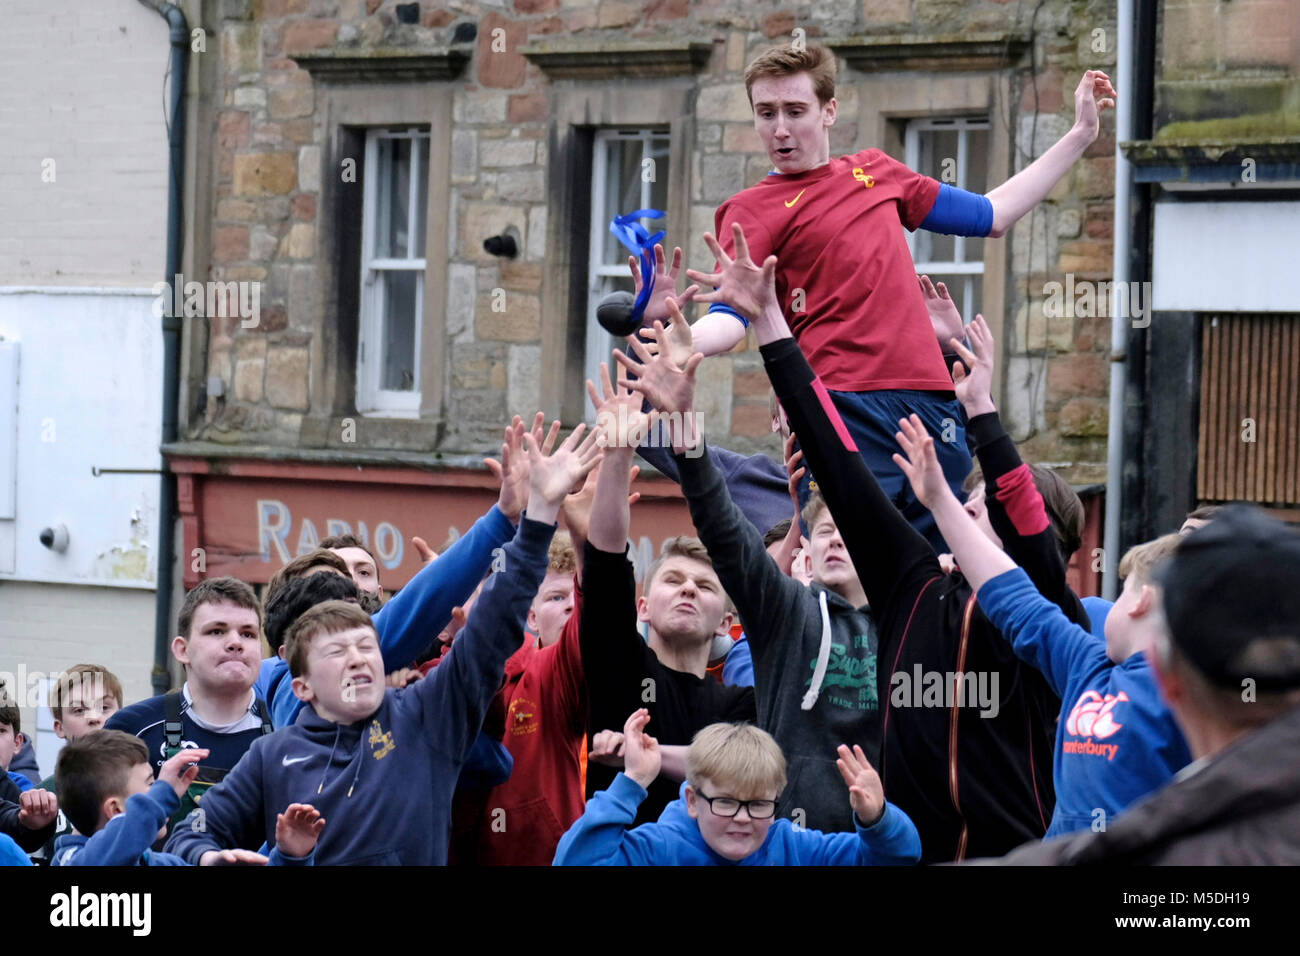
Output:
[553, 709, 919, 865]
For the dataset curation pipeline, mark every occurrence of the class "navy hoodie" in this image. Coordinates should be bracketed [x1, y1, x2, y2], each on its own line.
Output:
[166, 517, 556, 866]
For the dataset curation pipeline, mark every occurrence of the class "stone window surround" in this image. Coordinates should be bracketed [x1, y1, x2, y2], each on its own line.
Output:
[539, 80, 696, 423]
[853, 71, 1013, 409]
[302, 80, 453, 451]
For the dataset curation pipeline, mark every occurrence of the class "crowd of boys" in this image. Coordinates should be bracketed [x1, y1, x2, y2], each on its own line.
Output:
[3, 44, 1297, 868]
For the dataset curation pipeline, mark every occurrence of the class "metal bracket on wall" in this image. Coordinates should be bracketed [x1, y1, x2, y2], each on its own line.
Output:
[91, 467, 164, 477]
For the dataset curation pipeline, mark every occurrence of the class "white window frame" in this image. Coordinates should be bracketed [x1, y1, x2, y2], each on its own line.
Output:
[357, 127, 429, 418]
[585, 128, 671, 419]
[905, 116, 990, 326]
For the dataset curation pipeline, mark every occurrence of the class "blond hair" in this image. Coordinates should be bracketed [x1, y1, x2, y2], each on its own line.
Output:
[1119, 533, 1182, 585]
[686, 723, 787, 797]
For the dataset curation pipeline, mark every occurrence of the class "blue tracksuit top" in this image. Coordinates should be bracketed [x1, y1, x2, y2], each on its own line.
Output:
[167, 516, 556, 866]
[53, 780, 310, 866]
[256, 503, 517, 728]
[977, 568, 1193, 837]
[553, 773, 921, 866]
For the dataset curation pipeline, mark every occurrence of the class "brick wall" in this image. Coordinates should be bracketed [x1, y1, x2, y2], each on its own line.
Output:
[197, 0, 1120, 481]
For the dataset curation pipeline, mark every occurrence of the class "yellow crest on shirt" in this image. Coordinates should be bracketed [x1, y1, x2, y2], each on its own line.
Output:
[852, 168, 875, 188]
[368, 719, 395, 760]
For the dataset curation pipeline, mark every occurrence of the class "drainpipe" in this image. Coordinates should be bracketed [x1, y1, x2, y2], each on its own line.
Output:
[139, 0, 189, 695]
[1102, 0, 1134, 601]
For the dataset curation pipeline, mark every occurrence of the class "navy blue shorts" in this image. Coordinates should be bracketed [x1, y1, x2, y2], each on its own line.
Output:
[798, 389, 973, 553]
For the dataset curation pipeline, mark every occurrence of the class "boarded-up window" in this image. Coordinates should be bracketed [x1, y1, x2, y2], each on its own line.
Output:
[1197, 314, 1300, 509]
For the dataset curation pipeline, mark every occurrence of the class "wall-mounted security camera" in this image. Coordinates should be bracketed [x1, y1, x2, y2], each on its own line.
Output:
[39, 524, 69, 553]
[483, 230, 519, 259]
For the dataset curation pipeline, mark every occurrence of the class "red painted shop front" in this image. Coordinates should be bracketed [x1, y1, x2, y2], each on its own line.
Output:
[166, 454, 698, 591]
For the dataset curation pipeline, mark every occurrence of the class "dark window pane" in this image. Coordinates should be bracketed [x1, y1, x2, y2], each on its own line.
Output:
[381, 270, 419, 391]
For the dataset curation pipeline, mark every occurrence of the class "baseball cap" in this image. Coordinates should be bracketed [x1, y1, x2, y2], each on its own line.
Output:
[1153, 504, 1300, 692]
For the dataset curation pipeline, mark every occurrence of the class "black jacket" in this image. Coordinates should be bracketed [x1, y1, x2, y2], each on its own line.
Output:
[762, 338, 1087, 862]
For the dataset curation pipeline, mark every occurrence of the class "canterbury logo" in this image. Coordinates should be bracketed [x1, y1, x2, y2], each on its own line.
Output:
[1065, 690, 1128, 739]
[853, 168, 875, 188]
[784, 188, 807, 208]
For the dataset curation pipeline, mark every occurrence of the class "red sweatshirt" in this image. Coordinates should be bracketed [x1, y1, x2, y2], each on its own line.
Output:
[465, 579, 587, 866]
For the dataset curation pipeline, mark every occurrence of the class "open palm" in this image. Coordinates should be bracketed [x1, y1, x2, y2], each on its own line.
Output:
[614, 307, 703, 418]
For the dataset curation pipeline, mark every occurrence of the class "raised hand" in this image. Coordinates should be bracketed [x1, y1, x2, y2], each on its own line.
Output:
[621, 708, 661, 789]
[588, 729, 627, 768]
[588, 361, 653, 454]
[561, 460, 640, 547]
[892, 413, 953, 512]
[486, 413, 543, 522]
[275, 803, 326, 859]
[614, 308, 703, 422]
[412, 536, 438, 565]
[836, 744, 885, 826]
[199, 848, 270, 866]
[949, 314, 996, 417]
[18, 788, 57, 831]
[685, 223, 780, 323]
[919, 275, 964, 349]
[1073, 69, 1117, 142]
[158, 747, 209, 799]
[629, 243, 700, 324]
[523, 423, 604, 522]
[385, 667, 423, 688]
[783, 433, 805, 514]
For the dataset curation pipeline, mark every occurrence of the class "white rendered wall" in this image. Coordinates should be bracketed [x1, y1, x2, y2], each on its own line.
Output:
[1152, 201, 1300, 312]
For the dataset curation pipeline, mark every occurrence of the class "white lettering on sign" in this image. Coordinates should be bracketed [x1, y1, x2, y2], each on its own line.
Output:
[254, 501, 405, 570]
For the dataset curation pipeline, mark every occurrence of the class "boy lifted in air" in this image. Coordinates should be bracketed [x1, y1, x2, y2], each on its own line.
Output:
[643, 44, 1115, 549]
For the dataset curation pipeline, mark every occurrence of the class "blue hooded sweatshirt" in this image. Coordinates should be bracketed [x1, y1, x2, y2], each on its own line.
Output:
[167, 516, 556, 866]
[977, 568, 1193, 837]
[53, 780, 311, 866]
[553, 774, 921, 866]
[255, 503, 518, 729]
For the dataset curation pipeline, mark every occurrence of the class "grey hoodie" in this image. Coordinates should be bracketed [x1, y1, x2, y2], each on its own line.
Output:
[678, 444, 881, 834]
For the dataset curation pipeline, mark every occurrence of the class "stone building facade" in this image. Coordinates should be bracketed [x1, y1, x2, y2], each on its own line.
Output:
[167, 0, 1127, 594]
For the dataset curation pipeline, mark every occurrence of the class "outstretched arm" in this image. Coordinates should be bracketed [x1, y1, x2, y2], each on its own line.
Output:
[894, 414, 1015, 592]
[985, 71, 1116, 237]
[686, 225, 940, 623]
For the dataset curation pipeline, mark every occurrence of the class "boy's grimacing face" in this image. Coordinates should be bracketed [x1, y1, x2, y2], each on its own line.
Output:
[56, 686, 120, 741]
[686, 777, 779, 861]
[292, 625, 385, 724]
[638, 556, 730, 644]
[808, 513, 859, 591]
[0, 722, 21, 772]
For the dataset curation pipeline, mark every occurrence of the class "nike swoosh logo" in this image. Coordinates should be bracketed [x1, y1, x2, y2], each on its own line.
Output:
[282, 755, 310, 767]
[784, 188, 807, 208]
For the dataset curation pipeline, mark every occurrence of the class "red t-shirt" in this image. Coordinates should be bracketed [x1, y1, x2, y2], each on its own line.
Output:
[714, 148, 950, 393]
[470, 577, 587, 866]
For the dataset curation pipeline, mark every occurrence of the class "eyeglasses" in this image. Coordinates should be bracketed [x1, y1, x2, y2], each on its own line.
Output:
[695, 792, 778, 820]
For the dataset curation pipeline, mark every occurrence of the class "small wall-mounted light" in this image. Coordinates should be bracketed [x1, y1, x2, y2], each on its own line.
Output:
[39, 524, 69, 553]
[483, 230, 519, 259]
